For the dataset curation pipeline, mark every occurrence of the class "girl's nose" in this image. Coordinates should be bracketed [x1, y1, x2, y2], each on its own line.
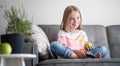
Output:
[74, 18, 78, 23]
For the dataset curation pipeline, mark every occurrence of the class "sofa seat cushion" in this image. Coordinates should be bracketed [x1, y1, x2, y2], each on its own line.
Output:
[38, 58, 120, 66]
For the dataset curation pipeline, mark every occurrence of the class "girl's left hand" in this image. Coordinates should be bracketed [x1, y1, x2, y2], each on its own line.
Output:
[84, 45, 93, 51]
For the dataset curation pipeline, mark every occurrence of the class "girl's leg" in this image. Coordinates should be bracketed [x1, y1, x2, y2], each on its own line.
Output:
[86, 46, 107, 58]
[50, 41, 78, 59]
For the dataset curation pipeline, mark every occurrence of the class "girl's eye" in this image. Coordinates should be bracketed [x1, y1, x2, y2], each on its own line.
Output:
[70, 18, 74, 21]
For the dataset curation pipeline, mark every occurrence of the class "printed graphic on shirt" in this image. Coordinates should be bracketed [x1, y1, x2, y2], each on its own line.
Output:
[76, 37, 82, 43]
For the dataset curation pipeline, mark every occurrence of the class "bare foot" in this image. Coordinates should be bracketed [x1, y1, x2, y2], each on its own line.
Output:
[94, 52, 101, 58]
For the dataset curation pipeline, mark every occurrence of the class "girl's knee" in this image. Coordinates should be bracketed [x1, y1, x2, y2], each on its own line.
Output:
[98, 46, 107, 51]
[98, 46, 107, 58]
[50, 41, 63, 49]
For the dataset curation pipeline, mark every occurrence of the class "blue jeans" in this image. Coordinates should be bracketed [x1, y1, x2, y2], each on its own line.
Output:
[86, 45, 107, 58]
[50, 41, 107, 59]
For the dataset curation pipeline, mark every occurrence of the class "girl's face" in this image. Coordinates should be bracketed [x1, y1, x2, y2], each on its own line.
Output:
[68, 11, 81, 30]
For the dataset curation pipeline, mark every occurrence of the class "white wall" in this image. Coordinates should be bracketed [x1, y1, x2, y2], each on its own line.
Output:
[0, 0, 120, 35]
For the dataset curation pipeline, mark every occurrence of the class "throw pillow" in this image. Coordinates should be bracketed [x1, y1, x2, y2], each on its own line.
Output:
[30, 24, 54, 59]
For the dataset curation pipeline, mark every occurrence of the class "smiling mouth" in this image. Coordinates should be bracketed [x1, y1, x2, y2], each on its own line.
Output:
[73, 24, 77, 26]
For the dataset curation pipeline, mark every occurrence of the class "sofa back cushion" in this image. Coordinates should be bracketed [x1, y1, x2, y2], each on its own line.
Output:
[39, 25, 60, 43]
[39, 25, 110, 59]
[83, 25, 110, 58]
[106, 25, 120, 58]
[30, 25, 54, 60]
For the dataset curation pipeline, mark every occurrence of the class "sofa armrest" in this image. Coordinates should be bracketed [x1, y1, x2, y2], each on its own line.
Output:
[23, 42, 39, 66]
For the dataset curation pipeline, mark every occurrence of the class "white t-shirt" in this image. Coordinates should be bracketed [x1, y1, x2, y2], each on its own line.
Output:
[57, 30, 88, 50]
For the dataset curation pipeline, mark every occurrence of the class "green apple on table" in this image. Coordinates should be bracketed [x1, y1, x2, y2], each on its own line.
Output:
[0, 42, 12, 54]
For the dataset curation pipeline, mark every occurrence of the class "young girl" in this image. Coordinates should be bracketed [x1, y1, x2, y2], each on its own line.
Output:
[50, 5, 107, 59]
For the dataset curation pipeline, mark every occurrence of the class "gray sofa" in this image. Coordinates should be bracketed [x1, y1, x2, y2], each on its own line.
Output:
[24, 25, 120, 66]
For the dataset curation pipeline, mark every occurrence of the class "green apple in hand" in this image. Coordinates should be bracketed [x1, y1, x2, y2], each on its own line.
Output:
[0, 42, 12, 54]
[84, 42, 92, 48]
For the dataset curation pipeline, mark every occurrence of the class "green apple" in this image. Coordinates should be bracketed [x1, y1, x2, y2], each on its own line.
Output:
[84, 42, 92, 48]
[0, 42, 12, 54]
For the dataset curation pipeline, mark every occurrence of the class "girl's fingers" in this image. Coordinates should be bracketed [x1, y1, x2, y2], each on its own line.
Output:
[89, 46, 93, 50]
[79, 50, 87, 58]
[74, 50, 87, 58]
[86, 46, 93, 51]
[82, 51, 87, 58]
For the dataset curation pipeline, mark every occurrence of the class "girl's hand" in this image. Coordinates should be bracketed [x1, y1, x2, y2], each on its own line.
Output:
[84, 42, 94, 51]
[73, 50, 87, 59]
[84, 45, 93, 51]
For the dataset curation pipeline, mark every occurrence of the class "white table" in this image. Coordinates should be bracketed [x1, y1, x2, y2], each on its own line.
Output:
[0, 54, 36, 66]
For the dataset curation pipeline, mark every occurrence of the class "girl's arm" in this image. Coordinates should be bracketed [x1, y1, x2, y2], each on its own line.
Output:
[57, 30, 68, 46]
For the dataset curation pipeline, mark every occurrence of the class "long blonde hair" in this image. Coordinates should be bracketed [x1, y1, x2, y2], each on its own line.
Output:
[60, 5, 82, 32]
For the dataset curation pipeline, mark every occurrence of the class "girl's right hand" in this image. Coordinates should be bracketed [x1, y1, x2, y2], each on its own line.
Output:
[73, 50, 87, 59]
